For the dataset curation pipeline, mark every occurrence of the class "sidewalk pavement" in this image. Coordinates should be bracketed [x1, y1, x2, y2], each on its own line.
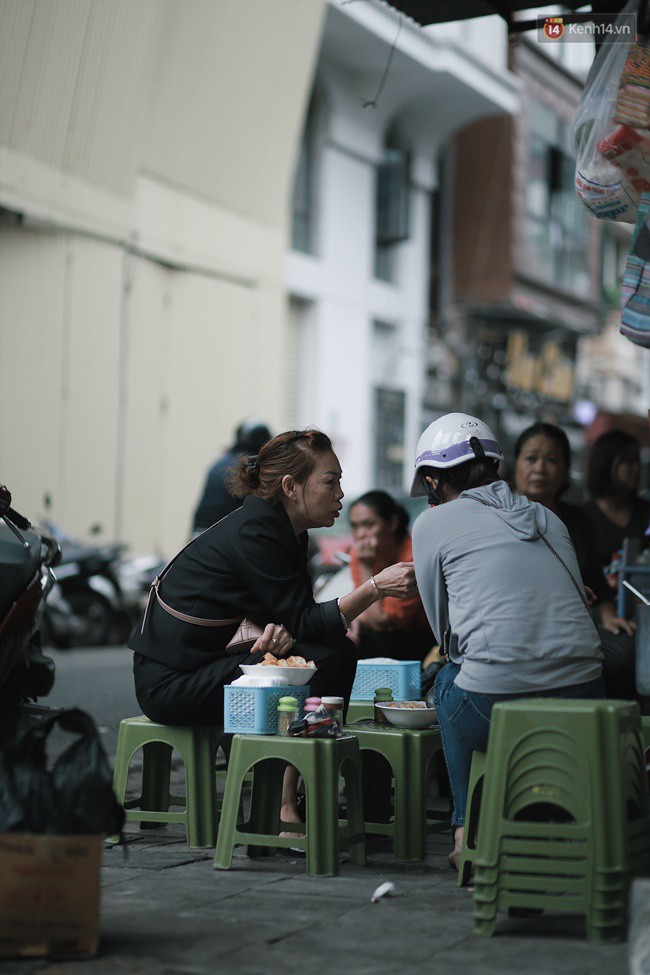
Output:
[0, 818, 632, 975]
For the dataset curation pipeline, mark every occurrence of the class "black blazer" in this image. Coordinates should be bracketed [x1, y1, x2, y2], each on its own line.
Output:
[129, 494, 344, 672]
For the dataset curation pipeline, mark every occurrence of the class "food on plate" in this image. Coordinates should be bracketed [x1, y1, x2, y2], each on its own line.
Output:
[261, 652, 315, 668]
[382, 701, 429, 709]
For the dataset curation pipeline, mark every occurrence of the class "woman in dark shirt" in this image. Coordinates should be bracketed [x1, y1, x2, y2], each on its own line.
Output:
[582, 429, 650, 570]
[130, 429, 417, 825]
[512, 422, 637, 698]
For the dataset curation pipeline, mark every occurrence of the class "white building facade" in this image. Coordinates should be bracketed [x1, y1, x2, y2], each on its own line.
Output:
[285, 1, 519, 497]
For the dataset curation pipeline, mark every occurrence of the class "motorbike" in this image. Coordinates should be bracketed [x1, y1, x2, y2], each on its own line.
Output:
[0, 485, 59, 744]
[38, 517, 133, 648]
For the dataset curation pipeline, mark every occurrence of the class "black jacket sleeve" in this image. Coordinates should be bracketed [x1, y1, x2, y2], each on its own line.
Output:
[236, 512, 344, 643]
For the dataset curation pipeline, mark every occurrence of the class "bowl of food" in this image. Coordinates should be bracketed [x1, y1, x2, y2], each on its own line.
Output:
[240, 653, 317, 687]
[376, 701, 437, 729]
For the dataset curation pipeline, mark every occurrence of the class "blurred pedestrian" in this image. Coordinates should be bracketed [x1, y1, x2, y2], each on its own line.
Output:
[192, 419, 272, 534]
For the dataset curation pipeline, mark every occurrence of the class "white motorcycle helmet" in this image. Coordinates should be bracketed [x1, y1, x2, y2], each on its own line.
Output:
[410, 413, 503, 498]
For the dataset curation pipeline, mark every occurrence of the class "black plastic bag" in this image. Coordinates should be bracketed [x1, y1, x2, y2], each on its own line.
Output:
[0, 708, 124, 836]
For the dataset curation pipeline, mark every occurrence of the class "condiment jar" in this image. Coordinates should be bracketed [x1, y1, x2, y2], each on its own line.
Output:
[277, 696, 299, 736]
[321, 695, 344, 728]
[374, 687, 393, 724]
[304, 696, 322, 714]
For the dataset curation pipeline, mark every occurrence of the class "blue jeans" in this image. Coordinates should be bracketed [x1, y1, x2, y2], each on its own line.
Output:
[433, 663, 606, 827]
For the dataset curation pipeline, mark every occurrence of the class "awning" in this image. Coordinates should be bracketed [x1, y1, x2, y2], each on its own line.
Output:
[383, 1, 636, 29]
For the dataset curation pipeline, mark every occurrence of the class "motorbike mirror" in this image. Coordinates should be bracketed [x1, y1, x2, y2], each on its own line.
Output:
[43, 492, 52, 511]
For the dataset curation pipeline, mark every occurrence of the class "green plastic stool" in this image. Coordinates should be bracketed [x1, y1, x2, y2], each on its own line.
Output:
[112, 716, 222, 849]
[347, 701, 374, 723]
[457, 750, 486, 887]
[344, 720, 451, 862]
[471, 699, 650, 944]
[214, 734, 366, 877]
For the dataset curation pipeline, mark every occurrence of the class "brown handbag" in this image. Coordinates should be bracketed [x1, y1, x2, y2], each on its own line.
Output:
[140, 532, 264, 653]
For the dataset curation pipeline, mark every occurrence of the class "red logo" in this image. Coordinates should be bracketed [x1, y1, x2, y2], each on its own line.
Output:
[544, 17, 565, 40]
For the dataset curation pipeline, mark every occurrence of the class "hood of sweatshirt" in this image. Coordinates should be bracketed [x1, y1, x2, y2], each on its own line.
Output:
[461, 480, 547, 541]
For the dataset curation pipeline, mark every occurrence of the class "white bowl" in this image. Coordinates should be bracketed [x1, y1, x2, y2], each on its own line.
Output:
[377, 702, 438, 730]
[239, 664, 317, 686]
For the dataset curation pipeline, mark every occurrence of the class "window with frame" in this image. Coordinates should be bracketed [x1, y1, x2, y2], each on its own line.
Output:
[374, 138, 410, 282]
[524, 100, 591, 297]
[291, 92, 319, 254]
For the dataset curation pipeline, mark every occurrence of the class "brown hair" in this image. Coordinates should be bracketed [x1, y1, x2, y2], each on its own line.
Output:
[228, 429, 334, 504]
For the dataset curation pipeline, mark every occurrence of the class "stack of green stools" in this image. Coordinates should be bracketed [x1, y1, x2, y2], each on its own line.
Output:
[343, 720, 451, 862]
[471, 699, 650, 943]
[112, 716, 222, 849]
[214, 733, 366, 877]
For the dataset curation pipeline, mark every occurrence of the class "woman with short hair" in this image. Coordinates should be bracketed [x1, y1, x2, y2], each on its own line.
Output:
[512, 421, 636, 699]
[582, 429, 650, 571]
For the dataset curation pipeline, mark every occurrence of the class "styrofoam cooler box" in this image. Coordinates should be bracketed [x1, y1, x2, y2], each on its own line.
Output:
[224, 685, 310, 735]
[350, 660, 420, 701]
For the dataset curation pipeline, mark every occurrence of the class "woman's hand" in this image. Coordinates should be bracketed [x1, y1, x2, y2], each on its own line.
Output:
[373, 561, 419, 599]
[599, 602, 636, 636]
[251, 623, 296, 657]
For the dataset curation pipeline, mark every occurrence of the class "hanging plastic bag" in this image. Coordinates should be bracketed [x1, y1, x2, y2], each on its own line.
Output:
[573, 19, 650, 223]
[0, 708, 124, 836]
[620, 190, 650, 347]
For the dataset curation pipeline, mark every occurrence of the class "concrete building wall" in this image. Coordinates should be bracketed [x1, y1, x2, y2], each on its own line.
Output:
[0, 0, 325, 556]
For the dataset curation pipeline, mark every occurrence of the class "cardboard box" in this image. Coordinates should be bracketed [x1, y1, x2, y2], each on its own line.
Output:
[0, 832, 102, 958]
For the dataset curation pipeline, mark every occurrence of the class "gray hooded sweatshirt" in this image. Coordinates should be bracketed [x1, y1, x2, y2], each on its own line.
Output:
[412, 481, 603, 694]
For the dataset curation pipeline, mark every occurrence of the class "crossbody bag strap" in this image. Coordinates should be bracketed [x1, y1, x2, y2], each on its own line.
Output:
[535, 532, 590, 612]
[465, 494, 595, 621]
[140, 520, 241, 634]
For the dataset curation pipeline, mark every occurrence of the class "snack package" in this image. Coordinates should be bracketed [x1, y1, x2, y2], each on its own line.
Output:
[597, 125, 650, 192]
[288, 709, 343, 739]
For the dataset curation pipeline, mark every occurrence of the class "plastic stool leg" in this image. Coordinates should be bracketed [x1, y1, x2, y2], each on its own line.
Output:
[140, 741, 173, 829]
[214, 741, 249, 870]
[185, 732, 218, 849]
[248, 758, 284, 858]
[341, 755, 366, 867]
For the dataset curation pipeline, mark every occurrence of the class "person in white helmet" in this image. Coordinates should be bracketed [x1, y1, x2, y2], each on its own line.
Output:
[410, 413, 604, 873]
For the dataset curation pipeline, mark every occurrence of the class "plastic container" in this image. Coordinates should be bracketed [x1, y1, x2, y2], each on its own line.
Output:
[373, 687, 393, 725]
[304, 696, 322, 713]
[224, 685, 309, 735]
[321, 696, 344, 727]
[277, 696, 299, 736]
[350, 660, 420, 701]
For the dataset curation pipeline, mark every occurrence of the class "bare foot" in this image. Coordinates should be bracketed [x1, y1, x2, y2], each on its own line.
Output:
[279, 802, 305, 839]
[447, 826, 464, 872]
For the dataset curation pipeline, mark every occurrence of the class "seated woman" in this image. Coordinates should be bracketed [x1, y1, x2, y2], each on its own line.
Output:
[129, 429, 418, 828]
[582, 429, 650, 571]
[512, 422, 636, 699]
[347, 490, 434, 661]
[410, 413, 604, 873]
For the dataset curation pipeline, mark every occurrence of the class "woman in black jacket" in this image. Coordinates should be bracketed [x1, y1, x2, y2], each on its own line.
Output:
[130, 428, 417, 722]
